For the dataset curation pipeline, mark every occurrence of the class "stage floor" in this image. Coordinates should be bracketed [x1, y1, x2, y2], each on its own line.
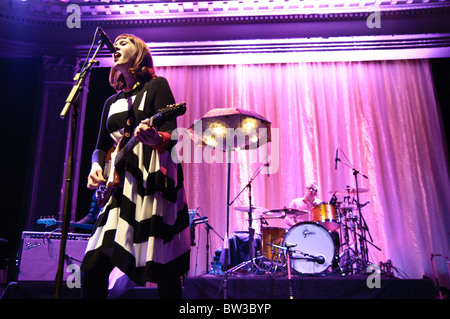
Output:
[184, 274, 436, 299]
[1, 273, 437, 299]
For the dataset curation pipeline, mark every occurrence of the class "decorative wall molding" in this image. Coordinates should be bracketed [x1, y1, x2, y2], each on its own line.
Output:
[73, 33, 450, 66]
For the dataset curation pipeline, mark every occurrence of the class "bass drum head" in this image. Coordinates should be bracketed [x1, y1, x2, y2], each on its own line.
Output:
[282, 222, 335, 274]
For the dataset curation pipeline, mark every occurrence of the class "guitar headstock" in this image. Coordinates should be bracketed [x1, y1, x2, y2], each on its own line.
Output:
[37, 217, 57, 227]
[150, 102, 187, 126]
[161, 102, 187, 116]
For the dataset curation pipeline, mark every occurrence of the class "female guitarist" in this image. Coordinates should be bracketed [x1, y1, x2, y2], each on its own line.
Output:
[81, 33, 190, 299]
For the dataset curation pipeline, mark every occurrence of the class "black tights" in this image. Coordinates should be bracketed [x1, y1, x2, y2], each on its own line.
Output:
[81, 253, 182, 299]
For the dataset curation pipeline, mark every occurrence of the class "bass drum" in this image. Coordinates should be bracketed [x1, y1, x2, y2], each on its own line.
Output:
[282, 222, 335, 274]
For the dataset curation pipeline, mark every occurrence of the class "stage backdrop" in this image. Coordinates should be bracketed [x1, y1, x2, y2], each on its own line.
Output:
[146, 59, 449, 285]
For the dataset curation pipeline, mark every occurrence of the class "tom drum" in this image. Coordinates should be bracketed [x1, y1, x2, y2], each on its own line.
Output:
[311, 203, 339, 230]
[261, 227, 286, 260]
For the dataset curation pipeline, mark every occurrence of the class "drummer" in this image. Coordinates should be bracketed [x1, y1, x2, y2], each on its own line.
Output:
[286, 181, 322, 227]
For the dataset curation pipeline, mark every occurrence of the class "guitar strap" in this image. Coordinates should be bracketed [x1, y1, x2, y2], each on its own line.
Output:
[121, 82, 146, 145]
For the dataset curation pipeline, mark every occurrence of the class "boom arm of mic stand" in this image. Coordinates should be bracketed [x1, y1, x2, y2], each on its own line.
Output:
[196, 212, 224, 241]
[228, 160, 266, 207]
[60, 39, 102, 119]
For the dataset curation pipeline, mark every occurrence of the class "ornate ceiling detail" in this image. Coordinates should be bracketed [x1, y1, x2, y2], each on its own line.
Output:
[2, 0, 450, 26]
[1, 0, 449, 60]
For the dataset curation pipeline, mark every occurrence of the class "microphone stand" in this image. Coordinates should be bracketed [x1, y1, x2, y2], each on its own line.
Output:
[267, 243, 296, 299]
[192, 212, 224, 273]
[285, 245, 294, 299]
[54, 31, 103, 299]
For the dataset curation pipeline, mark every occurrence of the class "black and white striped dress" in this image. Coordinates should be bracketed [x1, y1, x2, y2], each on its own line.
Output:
[81, 77, 190, 286]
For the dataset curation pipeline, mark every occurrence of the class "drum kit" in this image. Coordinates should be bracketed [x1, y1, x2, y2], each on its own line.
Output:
[227, 186, 380, 276]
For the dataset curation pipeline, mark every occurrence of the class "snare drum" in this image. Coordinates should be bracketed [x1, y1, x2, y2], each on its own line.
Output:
[282, 222, 336, 274]
[311, 203, 339, 230]
[261, 227, 286, 260]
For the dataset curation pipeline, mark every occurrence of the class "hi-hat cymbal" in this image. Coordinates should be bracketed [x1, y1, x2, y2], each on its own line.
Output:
[234, 206, 267, 213]
[330, 187, 368, 195]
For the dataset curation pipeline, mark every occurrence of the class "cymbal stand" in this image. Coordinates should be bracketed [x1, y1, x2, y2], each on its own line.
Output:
[228, 161, 267, 273]
[337, 207, 354, 274]
[352, 170, 369, 266]
[336, 152, 375, 273]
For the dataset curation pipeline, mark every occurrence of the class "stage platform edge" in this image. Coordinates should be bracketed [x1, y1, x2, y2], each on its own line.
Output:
[183, 274, 436, 299]
[1, 274, 437, 299]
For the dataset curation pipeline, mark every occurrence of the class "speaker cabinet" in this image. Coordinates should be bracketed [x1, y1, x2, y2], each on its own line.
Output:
[18, 231, 90, 281]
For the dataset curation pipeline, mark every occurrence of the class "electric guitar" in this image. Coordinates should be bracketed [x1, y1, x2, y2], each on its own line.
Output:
[96, 102, 187, 208]
[37, 217, 94, 231]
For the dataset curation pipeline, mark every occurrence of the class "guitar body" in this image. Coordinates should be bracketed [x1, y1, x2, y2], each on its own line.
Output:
[96, 146, 122, 208]
[95, 102, 187, 209]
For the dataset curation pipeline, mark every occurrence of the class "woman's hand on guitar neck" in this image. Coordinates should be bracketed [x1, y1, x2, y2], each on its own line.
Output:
[135, 120, 163, 147]
[87, 162, 105, 190]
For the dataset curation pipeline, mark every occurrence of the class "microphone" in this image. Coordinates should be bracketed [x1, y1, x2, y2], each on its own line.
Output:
[359, 201, 370, 208]
[300, 252, 325, 264]
[314, 255, 325, 264]
[335, 149, 339, 170]
[98, 27, 116, 53]
[192, 217, 209, 225]
[329, 191, 337, 206]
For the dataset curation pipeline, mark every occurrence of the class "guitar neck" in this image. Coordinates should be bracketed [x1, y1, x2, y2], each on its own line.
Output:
[115, 135, 139, 165]
[37, 219, 94, 231]
[113, 103, 185, 166]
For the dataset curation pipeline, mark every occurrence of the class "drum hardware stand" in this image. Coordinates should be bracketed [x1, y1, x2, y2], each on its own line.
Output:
[228, 161, 268, 274]
[257, 215, 288, 273]
[337, 209, 381, 275]
[335, 151, 381, 274]
[337, 207, 357, 275]
[225, 255, 265, 274]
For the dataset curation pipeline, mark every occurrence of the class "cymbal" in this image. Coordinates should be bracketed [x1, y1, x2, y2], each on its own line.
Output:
[234, 206, 267, 213]
[330, 187, 369, 195]
[264, 208, 309, 216]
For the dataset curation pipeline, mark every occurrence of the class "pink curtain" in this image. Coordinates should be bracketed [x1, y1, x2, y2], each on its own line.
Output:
[157, 59, 450, 285]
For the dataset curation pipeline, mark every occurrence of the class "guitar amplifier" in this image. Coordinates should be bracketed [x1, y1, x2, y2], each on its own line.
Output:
[17, 231, 90, 281]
